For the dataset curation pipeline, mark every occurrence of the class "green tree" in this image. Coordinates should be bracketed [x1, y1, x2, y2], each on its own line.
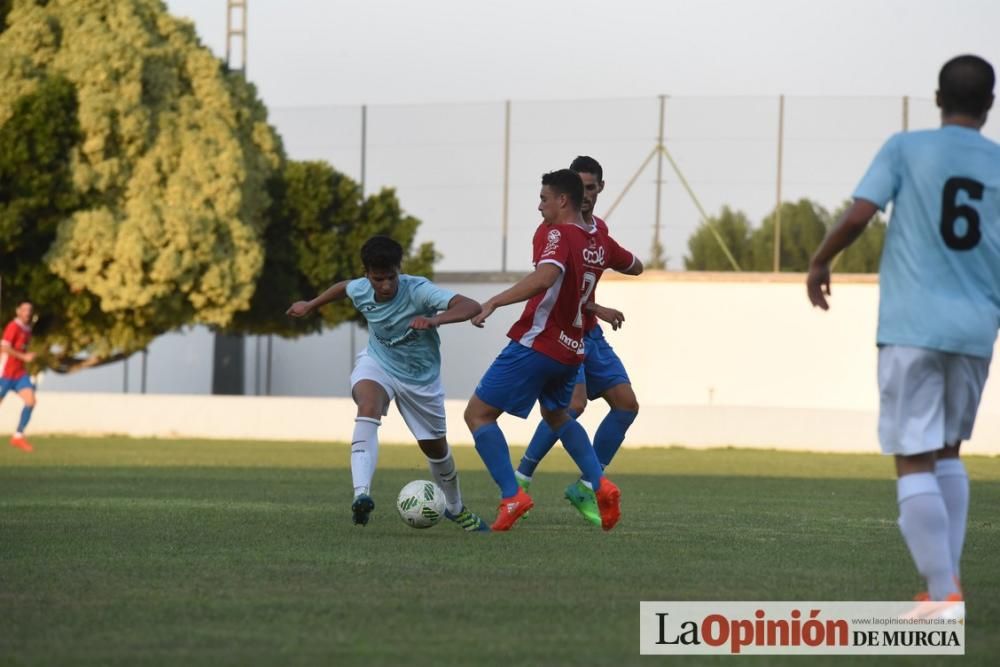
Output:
[0, 0, 12, 33]
[234, 161, 436, 336]
[0, 0, 284, 371]
[748, 199, 831, 271]
[828, 200, 887, 273]
[0, 75, 82, 337]
[683, 206, 752, 270]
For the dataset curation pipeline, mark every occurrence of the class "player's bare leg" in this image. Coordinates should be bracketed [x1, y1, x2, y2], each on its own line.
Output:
[568, 384, 588, 418]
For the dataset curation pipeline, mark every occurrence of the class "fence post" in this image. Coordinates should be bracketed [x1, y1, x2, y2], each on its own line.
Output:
[651, 94, 666, 269]
[773, 94, 785, 272]
[501, 100, 511, 272]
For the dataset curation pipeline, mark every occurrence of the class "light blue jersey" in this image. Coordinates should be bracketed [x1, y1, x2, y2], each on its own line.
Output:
[347, 275, 456, 384]
[854, 125, 1000, 358]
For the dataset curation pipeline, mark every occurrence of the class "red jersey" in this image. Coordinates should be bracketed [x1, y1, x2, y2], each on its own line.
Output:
[1, 319, 32, 380]
[528, 216, 631, 333]
[511, 220, 636, 364]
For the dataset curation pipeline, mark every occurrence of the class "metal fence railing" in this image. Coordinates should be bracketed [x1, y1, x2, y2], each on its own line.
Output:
[269, 95, 999, 273]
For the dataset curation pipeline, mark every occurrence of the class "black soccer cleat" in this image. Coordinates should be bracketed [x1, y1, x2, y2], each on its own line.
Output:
[351, 494, 375, 526]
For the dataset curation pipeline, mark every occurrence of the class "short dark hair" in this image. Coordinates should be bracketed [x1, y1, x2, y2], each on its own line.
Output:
[570, 155, 603, 181]
[939, 55, 995, 116]
[360, 235, 403, 272]
[541, 169, 583, 210]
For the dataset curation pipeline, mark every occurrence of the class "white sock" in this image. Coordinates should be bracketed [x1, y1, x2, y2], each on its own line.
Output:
[427, 450, 462, 515]
[514, 470, 531, 484]
[935, 458, 969, 580]
[351, 417, 380, 497]
[897, 473, 959, 600]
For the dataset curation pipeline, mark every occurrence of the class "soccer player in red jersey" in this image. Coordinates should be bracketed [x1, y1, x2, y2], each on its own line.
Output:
[516, 156, 644, 526]
[464, 169, 642, 531]
[1, 302, 38, 452]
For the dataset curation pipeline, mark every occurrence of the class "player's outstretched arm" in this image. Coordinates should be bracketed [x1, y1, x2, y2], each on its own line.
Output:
[606, 234, 643, 276]
[286, 280, 351, 318]
[619, 256, 644, 276]
[410, 295, 482, 329]
[806, 198, 879, 310]
[471, 263, 562, 328]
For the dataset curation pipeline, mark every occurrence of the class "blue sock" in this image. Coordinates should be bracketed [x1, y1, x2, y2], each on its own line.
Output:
[17, 405, 33, 433]
[594, 409, 637, 469]
[472, 423, 519, 498]
[518, 408, 578, 477]
[554, 419, 603, 491]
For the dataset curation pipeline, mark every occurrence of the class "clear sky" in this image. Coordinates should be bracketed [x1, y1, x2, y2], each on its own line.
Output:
[161, 1, 1000, 272]
[165, 0, 1000, 106]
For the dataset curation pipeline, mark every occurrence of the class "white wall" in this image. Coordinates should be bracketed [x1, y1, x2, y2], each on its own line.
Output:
[16, 272, 999, 453]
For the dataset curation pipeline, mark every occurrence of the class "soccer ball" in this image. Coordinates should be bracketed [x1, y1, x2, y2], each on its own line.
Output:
[396, 480, 446, 529]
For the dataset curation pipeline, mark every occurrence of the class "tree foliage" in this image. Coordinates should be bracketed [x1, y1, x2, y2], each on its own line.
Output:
[684, 198, 885, 273]
[0, 0, 281, 370]
[0, 0, 435, 371]
[683, 206, 752, 270]
[748, 199, 830, 271]
[829, 200, 886, 273]
[234, 161, 437, 337]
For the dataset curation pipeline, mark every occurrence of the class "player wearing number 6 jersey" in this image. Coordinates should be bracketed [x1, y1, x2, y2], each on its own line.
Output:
[465, 169, 641, 531]
[807, 54, 999, 607]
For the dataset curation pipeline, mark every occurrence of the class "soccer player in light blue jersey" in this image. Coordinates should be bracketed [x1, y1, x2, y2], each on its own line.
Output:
[287, 236, 489, 531]
[807, 55, 999, 605]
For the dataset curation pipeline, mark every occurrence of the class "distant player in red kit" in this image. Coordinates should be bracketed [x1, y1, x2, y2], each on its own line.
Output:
[464, 169, 642, 531]
[1, 302, 38, 452]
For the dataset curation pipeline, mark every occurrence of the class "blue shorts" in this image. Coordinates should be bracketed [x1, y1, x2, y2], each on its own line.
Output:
[475, 341, 580, 418]
[574, 325, 631, 400]
[0, 375, 34, 398]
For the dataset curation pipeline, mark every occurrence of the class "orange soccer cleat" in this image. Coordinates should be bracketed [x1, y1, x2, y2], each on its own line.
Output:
[594, 477, 621, 531]
[9, 435, 33, 452]
[491, 488, 534, 531]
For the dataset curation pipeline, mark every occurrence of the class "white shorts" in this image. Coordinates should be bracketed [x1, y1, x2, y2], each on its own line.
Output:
[878, 345, 991, 456]
[350, 350, 447, 441]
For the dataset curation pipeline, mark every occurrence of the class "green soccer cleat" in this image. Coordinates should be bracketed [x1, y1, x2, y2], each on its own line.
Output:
[351, 494, 375, 526]
[445, 506, 491, 532]
[564, 480, 601, 527]
[516, 475, 532, 518]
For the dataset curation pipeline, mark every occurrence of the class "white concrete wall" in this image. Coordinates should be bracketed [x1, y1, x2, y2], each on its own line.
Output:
[11, 272, 999, 453]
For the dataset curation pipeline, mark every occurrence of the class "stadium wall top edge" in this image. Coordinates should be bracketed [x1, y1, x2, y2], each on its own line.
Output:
[433, 270, 879, 284]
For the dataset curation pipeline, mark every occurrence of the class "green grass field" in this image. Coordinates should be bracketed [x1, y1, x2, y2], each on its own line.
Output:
[2, 437, 999, 666]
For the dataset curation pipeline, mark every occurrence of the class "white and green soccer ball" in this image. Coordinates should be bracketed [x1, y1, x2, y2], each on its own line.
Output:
[396, 480, 446, 529]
